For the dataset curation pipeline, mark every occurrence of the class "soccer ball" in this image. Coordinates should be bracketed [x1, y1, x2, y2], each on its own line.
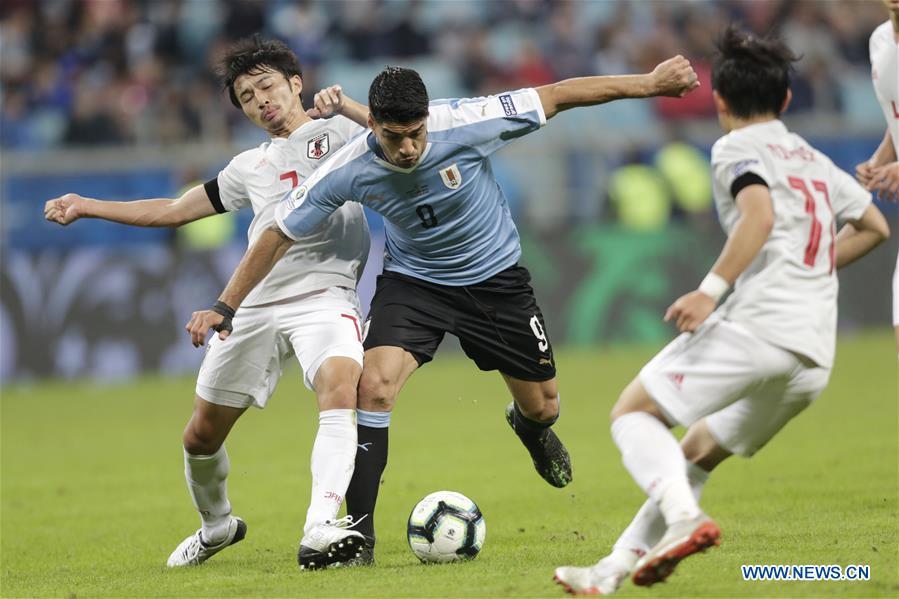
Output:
[407, 491, 486, 563]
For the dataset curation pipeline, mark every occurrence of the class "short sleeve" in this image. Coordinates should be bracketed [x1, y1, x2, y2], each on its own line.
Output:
[427, 88, 547, 156]
[829, 166, 872, 224]
[711, 137, 773, 200]
[215, 157, 251, 212]
[274, 161, 351, 240]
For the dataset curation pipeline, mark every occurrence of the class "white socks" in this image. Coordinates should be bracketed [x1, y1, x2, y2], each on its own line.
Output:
[613, 461, 710, 556]
[304, 409, 357, 535]
[184, 445, 232, 544]
[611, 412, 702, 526]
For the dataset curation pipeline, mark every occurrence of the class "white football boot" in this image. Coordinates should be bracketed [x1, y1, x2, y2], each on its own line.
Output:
[297, 515, 365, 570]
[553, 550, 639, 596]
[166, 516, 247, 567]
[632, 513, 720, 586]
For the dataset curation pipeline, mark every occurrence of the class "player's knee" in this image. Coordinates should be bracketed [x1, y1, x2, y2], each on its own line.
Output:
[610, 378, 657, 423]
[357, 369, 397, 411]
[319, 380, 358, 410]
[182, 420, 223, 456]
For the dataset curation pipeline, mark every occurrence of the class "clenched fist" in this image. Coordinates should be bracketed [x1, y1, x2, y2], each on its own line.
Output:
[306, 84, 346, 119]
[44, 193, 88, 225]
[650, 55, 701, 98]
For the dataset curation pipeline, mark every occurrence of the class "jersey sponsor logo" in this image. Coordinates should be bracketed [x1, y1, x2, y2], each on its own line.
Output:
[667, 373, 685, 390]
[286, 186, 307, 210]
[307, 133, 330, 159]
[439, 163, 462, 189]
[499, 94, 517, 116]
[732, 159, 759, 178]
[406, 183, 430, 198]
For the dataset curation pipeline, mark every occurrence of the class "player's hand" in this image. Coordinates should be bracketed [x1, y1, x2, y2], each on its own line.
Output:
[855, 160, 875, 186]
[185, 309, 232, 347]
[664, 290, 716, 333]
[307, 84, 344, 119]
[650, 55, 700, 98]
[866, 162, 899, 202]
[44, 193, 87, 225]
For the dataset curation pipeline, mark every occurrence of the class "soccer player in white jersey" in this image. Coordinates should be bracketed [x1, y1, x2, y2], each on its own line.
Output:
[44, 37, 374, 570]
[554, 26, 890, 595]
[856, 0, 899, 352]
[186, 56, 700, 564]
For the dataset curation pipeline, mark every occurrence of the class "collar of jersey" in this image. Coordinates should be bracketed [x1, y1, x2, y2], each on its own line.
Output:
[367, 132, 432, 173]
[271, 118, 322, 144]
[734, 119, 786, 135]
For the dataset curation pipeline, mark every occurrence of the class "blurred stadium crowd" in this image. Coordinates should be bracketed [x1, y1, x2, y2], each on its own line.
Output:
[0, 0, 890, 150]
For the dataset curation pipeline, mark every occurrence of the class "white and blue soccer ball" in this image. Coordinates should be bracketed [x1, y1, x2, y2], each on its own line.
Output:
[407, 491, 486, 563]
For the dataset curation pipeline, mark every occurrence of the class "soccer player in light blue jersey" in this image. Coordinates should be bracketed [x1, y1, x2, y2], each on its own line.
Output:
[187, 57, 700, 564]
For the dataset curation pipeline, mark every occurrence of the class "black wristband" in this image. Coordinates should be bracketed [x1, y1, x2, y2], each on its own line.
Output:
[210, 301, 235, 334]
[211, 300, 235, 319]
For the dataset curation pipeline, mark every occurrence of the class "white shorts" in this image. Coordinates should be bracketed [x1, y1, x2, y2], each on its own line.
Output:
[892, 249, 898, 327]
[639, 315, 831, 457]
[196, 286, 363, 409]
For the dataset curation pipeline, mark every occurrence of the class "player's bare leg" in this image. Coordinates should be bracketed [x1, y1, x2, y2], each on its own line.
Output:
[502, 375, 572, 488]
[298, 356, 366, 569]
[343, 346, 419, 565]
[167, 397, 247, 567]
[554, 420, 728, 595]
[608, 378, 720, 587]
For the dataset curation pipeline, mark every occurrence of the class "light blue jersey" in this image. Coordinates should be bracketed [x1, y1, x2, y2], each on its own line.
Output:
[274, 88, 547, 286]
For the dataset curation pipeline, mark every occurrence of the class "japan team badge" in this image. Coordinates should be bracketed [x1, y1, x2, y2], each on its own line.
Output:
[307, 133, 330, 160]
[439, 163, 462, 189]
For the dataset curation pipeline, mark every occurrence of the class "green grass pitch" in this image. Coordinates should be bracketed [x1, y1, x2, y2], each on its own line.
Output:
[2, 331, 896, 597]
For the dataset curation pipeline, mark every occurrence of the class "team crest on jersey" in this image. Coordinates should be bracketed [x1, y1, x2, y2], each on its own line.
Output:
[439, 163, 462, 190]
[307, 133, 330, 160]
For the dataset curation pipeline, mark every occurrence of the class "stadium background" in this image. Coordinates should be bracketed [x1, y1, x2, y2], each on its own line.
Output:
[2, 2, 898, 598]
[1, 0, 897, 379]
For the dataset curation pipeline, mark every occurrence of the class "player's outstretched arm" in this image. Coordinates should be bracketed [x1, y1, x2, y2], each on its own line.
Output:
[834, 204, 890, 269]
[307, 84, 370, 128]
[44, 185, 217, 228]
[185, 224, 293, 347]
[665, 184, 774, 332]
[535, 55, 699, 119]
[856, 131, 896, 187]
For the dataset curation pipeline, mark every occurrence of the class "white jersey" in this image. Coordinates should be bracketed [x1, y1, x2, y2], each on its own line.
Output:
[210, 116, 369, 307]
[711, 120, 871, 368]
[870, 21, 899, 152]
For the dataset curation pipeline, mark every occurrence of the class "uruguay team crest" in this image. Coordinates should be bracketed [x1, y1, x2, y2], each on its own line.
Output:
[439, 163, 462, 190]
[307, 133, 330, 159]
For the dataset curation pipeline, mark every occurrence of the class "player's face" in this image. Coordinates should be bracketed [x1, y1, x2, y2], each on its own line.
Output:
[234, 68, 303, 135]
[882, 0, 899, 15]
[370, 117, 429, 168]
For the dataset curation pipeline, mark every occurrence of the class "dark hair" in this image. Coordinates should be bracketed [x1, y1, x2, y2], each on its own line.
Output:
[216, 35, 303, 108]
[711, 25, 799, 118]
[368, 66, 429, 124]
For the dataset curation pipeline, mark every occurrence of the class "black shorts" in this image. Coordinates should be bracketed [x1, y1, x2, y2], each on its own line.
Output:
[363, 265, 556, 381]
